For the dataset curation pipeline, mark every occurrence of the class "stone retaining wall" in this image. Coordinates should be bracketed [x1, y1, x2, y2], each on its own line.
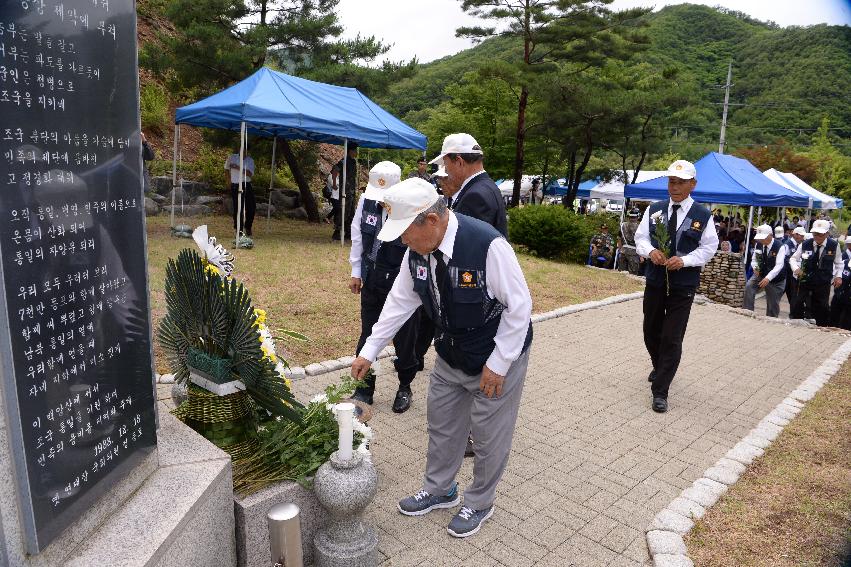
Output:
[698, 251, 746, 308]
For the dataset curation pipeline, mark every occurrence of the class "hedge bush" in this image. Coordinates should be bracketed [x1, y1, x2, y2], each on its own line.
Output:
[508, 205, 621, 263]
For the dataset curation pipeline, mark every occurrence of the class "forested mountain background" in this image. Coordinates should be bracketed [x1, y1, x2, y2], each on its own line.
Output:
[381, 3, 850, 162]
[138, 1, 850, 200]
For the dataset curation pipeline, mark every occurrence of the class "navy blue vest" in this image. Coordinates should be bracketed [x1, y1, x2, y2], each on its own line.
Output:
[408, 214, 533, 376]
[756, 239, 785, 283]
[800, 238, 838, 287]
[644, 200, 712, 290]
[360, 199, 407, 293]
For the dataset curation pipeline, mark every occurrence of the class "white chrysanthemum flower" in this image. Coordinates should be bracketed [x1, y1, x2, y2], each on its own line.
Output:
[650, 210, 663, 221]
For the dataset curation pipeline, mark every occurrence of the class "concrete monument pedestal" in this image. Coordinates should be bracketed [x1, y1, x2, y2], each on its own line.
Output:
[313, 451, 378, 567]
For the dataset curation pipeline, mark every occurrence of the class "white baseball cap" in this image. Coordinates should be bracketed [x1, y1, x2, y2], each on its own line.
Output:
[377, 178, 441, 242]
[434, 165, 448, 177]
[774, 226, 784, 238]
[792, 226, 806, 236]
[811, 219, 831, 234]
[428, 133, 483, 165]
[665, 159, 697, 180]
[363, 161, 401, 202]
[754, 224, 773, 240]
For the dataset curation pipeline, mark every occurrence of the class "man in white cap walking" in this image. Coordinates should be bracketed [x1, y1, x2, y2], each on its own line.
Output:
[788, 219, 843, 326]
[429, 133, 507, 237]
[350, 178, 533, 538]
[349, 161, 420, 413]
[743, 224, 787, 317]
[635, 160, 718, 413]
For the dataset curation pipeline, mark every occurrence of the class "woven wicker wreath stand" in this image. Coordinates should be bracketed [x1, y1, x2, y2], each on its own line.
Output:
[173, 348, 259, 461]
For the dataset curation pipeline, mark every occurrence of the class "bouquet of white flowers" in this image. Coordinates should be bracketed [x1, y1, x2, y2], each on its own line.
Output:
[650, 210, 672, 291]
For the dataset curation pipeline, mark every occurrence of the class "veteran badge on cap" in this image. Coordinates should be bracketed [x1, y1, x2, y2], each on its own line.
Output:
[665, 159, 697, 180]
[811, 219, 831, 234]
[754, 224, 773, 240]
[363, 161, 402, 202]
[377, 178, 441, 242]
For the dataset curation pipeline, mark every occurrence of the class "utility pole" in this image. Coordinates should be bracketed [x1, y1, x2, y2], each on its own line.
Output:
[718, 61, 732, 154]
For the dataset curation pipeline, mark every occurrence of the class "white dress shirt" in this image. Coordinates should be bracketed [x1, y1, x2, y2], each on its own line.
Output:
[225, 154, 254, 184]
[788, 239, 843, 279]
[360, 212, 532, 376]
[750, 239, 787, 281]
[349, 196, 386, 279]
[635, 196, 719, 268]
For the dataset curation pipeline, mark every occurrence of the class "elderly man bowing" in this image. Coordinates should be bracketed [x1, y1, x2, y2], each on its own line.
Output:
[743, 224, 787, 317]
[350, 178, 533, 538]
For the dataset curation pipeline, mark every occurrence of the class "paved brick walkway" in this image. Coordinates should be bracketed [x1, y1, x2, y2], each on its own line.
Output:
[289, 298, 847, 566]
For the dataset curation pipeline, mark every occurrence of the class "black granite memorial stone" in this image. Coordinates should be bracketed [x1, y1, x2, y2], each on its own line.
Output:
[0, 0, 157, 553]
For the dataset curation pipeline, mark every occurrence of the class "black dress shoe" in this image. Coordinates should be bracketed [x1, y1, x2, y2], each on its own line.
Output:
[648, 370, 656, 382]
[464, 435, 475, 458]
[351, 389, 374, 406]
[392, 388, 412, 413]
[652, 397, 668, 413]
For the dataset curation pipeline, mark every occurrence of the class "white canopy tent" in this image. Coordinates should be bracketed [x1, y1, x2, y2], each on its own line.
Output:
[586, 170, 667, 201]
[498, 176, 534, 197]
[763, 168, 843, 209]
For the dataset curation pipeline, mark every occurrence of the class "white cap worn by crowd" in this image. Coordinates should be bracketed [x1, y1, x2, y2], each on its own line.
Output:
[377, 178, 441, 242]
[754, 224, 773, 240]
[811, 219, 831, 234]
[793, 226, 807, 236]
[665, 159, 697, 180]
[362, 161, 402, 202]
[774, 226, 785, 238]
[429, 133, 483, 165]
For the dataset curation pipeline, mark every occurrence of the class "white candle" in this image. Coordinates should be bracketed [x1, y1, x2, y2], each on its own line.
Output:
[336, 402, 355, 461]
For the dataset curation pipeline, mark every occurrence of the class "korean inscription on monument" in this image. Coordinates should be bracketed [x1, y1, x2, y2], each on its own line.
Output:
[0, 0, 156, 553]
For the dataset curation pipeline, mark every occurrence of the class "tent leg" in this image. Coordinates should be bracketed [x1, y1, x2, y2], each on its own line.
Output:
[268, 137, 276, 231]
[170, 124, 179, 228]
[805, 207, 811, 231]
[236, 121, 246, 249]
[341, 139, 348, 249]
[743, 206, 754, 269]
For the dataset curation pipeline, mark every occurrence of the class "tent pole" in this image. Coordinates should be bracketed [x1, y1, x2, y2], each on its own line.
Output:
[170, 124, 179, 228]
[757, 206, 762, 225]
[341, 139, 348, 249]
[743, 206, 754, 269]
[236, 121, 246, 249]
[806, 207, 811, 231]
[267, 136, 276, 230]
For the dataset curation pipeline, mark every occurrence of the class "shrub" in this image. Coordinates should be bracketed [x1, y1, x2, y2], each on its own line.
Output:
[508, 205, 621, 263]
[140, 83, 170, 135]
[192, 145, 230, 193]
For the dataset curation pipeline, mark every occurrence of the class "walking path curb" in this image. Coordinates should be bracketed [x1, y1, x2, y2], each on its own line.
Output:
[157, 291, 648, 385]
[644, 335, 851, 567]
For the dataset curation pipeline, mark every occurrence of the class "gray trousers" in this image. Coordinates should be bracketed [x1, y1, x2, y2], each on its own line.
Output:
[422, 349, 529, 510]
[743, 274, 786, 317]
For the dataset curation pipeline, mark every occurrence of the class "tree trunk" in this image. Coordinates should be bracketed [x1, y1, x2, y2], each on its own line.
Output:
[511, 85, 529, 209]
[562, 148, 576, 209]
[279, 138, 320, 223]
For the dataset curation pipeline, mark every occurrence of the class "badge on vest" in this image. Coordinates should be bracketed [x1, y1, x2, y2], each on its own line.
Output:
[416, 265, 428, 280]
[458, 270, 478, 288]
[827, 250, 835, 256]
[365, 214, 378, 226]
[690, 220, 702, 231]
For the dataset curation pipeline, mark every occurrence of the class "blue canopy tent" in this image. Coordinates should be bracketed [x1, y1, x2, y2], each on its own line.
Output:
[172, 67, 427, 246]
[626, 152, 811, 266]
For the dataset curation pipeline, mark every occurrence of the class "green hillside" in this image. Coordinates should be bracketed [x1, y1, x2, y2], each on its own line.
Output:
[383, 3, 851, 158]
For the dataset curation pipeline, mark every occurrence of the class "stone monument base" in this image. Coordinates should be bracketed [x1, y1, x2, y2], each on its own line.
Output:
[234, 479, 325, 567]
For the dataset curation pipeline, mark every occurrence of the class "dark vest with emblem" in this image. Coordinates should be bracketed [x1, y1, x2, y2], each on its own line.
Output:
[360, 198, 407, 294]
[408, 214, 533, 376]
[757, 239, 785, 283]
[834, 258, 851, 305]
[644, 200, 712, 290]
[800, 237, 838, 287]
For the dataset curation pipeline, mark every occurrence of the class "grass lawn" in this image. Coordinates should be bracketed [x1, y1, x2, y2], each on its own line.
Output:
[146, 214, 642, 371]
[685, 361, 851, 567]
